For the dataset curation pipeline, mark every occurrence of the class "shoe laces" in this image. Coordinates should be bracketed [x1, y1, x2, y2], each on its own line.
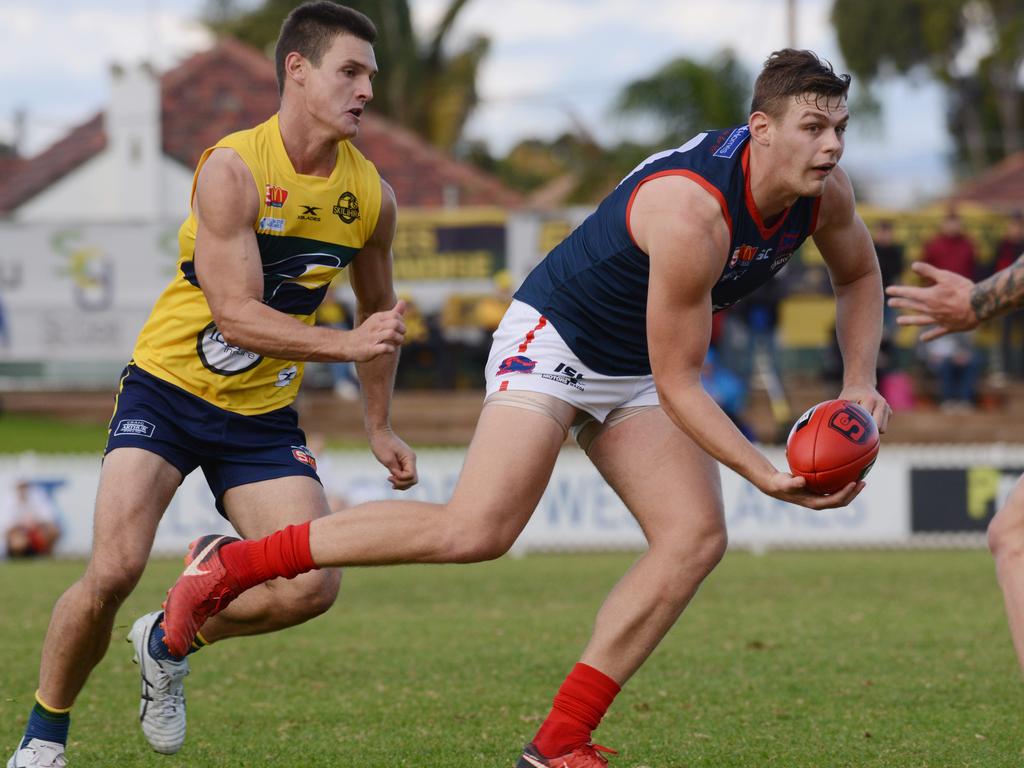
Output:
[146, 658, 188, 715]
[24, 742, 67, 768]
[575, 743, 617, 766]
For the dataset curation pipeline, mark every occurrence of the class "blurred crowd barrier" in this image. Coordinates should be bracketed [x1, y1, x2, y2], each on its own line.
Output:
[2, 444, 1019, 557]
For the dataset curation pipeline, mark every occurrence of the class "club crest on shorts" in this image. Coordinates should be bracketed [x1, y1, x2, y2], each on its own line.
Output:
[497, 355, 537, 375]
[291, 445, 317, 470]
[114, 419, 155, 438]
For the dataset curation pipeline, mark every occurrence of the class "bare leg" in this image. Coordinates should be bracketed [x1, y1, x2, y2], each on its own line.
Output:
[199, 475, 341, 642]
[987, 474, 1024, 672]
[307, 403, 573, 567]
[580, 407, 727, 684]
[38, 449, 181, 708]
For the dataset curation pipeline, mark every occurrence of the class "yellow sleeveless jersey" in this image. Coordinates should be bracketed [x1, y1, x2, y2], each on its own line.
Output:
[132, 114, 382, 415]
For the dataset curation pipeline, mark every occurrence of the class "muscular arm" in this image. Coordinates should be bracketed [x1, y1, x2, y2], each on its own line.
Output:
[193, 149, 403, 363]
[637, 176, 858, 509]
[347, 179, 418, 490]
[812, 167, 891, 430]
[349, 180, 400, 432]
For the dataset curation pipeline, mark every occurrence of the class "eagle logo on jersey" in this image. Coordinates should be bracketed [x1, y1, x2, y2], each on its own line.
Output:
[262, 253, 351, 315]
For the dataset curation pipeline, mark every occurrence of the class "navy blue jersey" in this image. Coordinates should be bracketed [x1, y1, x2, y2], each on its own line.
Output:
[514, 126, 821, 376]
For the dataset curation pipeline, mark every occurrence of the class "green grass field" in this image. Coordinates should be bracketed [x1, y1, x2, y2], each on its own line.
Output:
[1, 550, 1022, 767]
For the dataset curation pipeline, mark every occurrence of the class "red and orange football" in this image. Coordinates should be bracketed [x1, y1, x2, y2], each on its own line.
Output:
[786, 399, 879, 495]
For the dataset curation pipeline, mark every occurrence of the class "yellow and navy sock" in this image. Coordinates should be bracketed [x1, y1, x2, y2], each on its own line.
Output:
[22, 692, 70, 748]
[148, 612, 208, 661]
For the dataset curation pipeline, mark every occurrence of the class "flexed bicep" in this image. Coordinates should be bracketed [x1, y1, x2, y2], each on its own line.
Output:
[192, 149, 264, 341]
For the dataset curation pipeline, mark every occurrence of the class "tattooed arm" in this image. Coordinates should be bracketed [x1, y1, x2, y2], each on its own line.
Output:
[886, 255, 1024, 342]
[971, 254, 1024, 321]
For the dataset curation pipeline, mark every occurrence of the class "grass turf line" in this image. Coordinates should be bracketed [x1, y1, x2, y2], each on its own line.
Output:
[1, 550, 1022, 767]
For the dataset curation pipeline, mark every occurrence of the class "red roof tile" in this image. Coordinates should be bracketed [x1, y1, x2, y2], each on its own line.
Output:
[950, 152, 1024, 212]
[161, 38, 280, 169]
[0, 114, 105, 215]
[1, 38, 519, 214]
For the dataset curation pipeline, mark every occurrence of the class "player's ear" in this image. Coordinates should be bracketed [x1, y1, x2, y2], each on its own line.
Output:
[749, 111, 771, 147]
[285, 51, 307, 87]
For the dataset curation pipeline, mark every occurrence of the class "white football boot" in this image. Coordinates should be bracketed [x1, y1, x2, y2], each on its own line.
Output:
[7, 739, 67, 768]
[128, 611, 189, 754]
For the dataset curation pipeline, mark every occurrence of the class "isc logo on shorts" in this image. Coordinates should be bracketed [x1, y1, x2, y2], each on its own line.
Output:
[114, 419, 155, 438]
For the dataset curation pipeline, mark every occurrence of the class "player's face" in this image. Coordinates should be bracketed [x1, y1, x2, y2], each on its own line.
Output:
[771, 94, 848, 198]
[304, 33, 377, 140]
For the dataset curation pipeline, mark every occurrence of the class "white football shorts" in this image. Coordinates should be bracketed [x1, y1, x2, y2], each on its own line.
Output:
[484, 299, 660, 423]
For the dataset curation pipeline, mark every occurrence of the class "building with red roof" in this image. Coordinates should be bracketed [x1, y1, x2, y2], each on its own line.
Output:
[0, 38, 520, 221]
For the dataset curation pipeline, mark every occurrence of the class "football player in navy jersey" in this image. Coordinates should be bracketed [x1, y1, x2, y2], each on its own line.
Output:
[161, 50, 891, 767]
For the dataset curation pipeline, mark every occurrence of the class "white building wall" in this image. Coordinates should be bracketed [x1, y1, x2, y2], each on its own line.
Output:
[14, 153, 193, 224]
[14, 62, 196, 224]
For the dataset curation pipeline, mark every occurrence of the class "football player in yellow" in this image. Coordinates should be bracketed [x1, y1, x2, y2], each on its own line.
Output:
[7, 4, 414, 766]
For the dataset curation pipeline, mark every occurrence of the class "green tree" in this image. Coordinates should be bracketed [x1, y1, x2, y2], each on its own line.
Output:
[831, 0, 1024, 171]
[485, 51, 751, 204]
[614, 50, 750, 146]
[203, 0, 487, 152]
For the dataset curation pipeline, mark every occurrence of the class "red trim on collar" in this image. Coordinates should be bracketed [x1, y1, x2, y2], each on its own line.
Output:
[742, 143, 791, 240]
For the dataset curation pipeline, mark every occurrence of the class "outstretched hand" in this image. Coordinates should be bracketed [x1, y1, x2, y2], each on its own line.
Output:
[886, 262, 978, 341]
[368, 427, 418, 490]
[346, 300, 407, 362]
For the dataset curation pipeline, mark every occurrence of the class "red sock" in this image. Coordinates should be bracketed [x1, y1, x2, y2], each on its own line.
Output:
[533, 663, 621, 757]
[219, 522, 316, 591]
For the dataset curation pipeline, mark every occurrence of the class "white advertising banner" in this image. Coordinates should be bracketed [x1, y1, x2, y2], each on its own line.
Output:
[0, 445, 937, 559]
[0, 223, 179, 362]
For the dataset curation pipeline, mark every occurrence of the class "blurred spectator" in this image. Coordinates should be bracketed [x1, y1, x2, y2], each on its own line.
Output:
[740, 278, 785, 385]
[872, 219, 904, 337]
[990, 212, 1024, 377]
[701, 347, 755, 441]
[440, 272, 516, 389]
[315, 290, 359, 401]
[922, 332, 980, 411]
[474, 270, 514, 335]
[919, 210, 980, 406]
[921, 209, 978, 280]
[396, 295, 449, 389]
[2, 477, 60, 559]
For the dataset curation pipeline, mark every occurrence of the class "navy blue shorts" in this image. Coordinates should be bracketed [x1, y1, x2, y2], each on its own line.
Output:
[105, 364, 321, 517]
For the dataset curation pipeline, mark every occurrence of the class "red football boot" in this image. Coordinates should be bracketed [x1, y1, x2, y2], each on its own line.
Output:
[516, 742, 617, 767]
[161, 534, 242, 656]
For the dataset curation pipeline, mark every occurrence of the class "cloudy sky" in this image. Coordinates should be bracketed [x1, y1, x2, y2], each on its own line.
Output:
[0, 0, 953, 207]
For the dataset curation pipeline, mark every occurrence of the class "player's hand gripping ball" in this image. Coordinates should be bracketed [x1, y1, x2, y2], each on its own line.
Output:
[786, 399, 879, 495]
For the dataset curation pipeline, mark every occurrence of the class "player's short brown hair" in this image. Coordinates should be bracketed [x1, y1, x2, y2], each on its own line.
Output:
[275, 2, 377, 95]
[750, 49, 851, 118]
